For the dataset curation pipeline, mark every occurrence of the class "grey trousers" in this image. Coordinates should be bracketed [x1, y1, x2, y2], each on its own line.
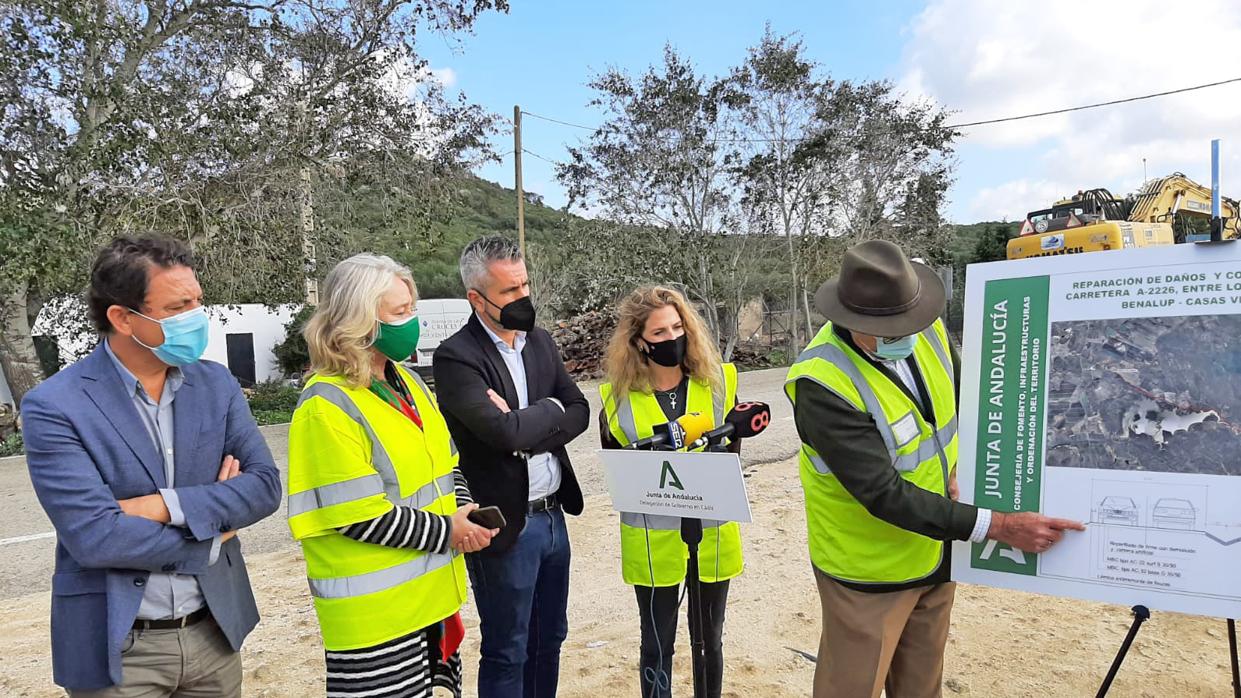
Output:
[69, 617, 242, 698]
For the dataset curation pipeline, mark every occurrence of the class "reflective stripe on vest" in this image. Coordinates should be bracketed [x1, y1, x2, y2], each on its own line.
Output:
[287, 471, 455, 518]
[308, 548, 458, 599]
[609, 370, 729, 447]
[792, 327, 958, 475]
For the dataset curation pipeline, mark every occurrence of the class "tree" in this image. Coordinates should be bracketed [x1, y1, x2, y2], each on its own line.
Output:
[557, 35, 959, 358]
[0, 0, 505, 407]
[272, 305, 314, 377]
[557, 46, 755, 356]
[528, 219, 688, 322]
[731, 29, 836, 356]
[971, 222, 1017, 264]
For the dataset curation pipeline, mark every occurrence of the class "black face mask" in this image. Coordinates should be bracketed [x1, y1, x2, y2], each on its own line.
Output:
[478, 292, 536, 333]
[644, 334, 687, 368]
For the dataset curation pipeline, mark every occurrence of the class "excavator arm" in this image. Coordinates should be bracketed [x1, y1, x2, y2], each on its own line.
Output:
[1126, 173, 1240, 240]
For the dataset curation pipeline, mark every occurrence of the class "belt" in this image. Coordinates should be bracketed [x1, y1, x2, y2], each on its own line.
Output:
[528, 493, 560, 514]
[132, 607, 210, 631]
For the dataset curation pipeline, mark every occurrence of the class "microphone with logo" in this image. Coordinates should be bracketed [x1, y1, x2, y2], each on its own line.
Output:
[623, 411, 715, 451]
[685, 401, 772, 451]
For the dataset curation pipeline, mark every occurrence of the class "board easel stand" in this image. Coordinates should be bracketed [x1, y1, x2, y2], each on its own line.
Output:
[1095, 606, 1239, 697]
[1102, 217, 1236, 695]
[1098, 222, 1239, 697]
[1102, 221, 1241, 696]
[602, 443, 749, 698]
[631, 441, 715, 698]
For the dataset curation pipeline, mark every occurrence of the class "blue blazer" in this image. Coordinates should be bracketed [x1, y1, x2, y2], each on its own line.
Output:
[21, 343, 282, 691]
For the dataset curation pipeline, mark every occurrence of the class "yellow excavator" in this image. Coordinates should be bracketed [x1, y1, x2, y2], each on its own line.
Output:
[1006, 172, 1240, 260]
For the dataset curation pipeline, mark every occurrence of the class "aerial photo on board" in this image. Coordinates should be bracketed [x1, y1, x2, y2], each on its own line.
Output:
[1046, 315, 1241, 476]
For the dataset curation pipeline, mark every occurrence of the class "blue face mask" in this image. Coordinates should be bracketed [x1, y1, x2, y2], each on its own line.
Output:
[874, 334, 917, 361]
[130, 306, 210, 367]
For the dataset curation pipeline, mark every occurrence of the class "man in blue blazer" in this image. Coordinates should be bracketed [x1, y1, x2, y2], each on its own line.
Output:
[21, 236, 282, 696]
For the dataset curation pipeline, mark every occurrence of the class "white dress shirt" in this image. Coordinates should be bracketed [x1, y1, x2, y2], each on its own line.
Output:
[478, 315, 564, 501]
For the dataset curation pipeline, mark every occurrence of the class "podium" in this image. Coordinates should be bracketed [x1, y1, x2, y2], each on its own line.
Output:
[600, 449, 752, 698]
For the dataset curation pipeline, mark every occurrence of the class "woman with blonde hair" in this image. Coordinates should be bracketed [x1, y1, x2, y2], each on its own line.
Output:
[599, 285, 745, 698]
[287, 253, 498, 698]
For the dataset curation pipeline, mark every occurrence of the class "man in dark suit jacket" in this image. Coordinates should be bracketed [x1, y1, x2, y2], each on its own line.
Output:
[433, 236, 589, 698]
[22, 237, 281, 695]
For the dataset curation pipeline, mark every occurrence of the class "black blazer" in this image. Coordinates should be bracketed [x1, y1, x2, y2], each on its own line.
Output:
[432, 314, 588, 553]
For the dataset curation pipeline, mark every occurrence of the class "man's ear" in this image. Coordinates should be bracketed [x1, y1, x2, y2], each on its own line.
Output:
[106, 305, 134, 337]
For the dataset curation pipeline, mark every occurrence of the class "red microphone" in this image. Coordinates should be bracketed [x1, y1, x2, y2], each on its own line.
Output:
[686, 402, 772, 450]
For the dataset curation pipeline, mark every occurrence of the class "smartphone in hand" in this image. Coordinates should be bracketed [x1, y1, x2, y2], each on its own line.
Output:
[468, 505, 506, 530]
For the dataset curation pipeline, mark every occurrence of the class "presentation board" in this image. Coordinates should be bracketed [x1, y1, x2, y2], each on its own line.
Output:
[953, 242, 1241, 619]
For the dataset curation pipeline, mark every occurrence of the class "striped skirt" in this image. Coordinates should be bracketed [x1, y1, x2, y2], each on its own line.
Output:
[325, 624, 462, 698]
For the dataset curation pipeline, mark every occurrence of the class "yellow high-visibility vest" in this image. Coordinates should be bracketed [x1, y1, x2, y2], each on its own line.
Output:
[785, 320, 958, 585]
[287, 364, 466, 651]
[600, 364, 743, 587]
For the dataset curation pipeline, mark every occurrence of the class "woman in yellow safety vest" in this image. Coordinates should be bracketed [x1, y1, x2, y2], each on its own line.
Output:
[287, 253, 498, 698]
[599, 285, 743, 698]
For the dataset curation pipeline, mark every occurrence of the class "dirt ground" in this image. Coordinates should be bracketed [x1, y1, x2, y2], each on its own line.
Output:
[1, 454, 1235, 697]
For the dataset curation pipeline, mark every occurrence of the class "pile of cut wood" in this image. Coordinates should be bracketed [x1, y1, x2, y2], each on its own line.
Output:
[550, 310, 782, 380]
[550, 311, 617, 379]
[730, 343, 779, 370]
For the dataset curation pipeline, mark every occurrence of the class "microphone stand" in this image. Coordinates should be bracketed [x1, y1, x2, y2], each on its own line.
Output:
[679, 433, 730, 698]
[681, 510, 706, 698]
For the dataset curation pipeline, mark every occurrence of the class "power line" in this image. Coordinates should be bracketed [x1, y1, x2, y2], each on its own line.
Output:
[520, 110, 593, 131]
[521, 147, 564, 167]
[944, 76, 1241, 129]
[519, 76, 1241, 140]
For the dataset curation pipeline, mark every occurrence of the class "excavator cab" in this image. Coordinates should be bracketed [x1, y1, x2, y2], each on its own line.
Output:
[1009, 185, 1178, 260]
[1007, 172, 1237, 260]
[1008, 219, 1176, 260]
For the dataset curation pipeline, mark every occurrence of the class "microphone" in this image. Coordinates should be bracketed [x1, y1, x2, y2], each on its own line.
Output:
[624, 411, 715, 451]
[686, 402, 772, 451]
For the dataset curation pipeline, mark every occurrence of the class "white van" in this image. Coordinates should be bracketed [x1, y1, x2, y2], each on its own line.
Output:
[407, 298, 472, 381]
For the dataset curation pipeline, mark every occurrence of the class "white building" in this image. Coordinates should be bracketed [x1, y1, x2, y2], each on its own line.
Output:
[200, 304, 301, 386]
[0, 302, 300, 406]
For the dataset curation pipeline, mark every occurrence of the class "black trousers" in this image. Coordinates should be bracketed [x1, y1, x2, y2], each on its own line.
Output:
[634, 579, 730, 698]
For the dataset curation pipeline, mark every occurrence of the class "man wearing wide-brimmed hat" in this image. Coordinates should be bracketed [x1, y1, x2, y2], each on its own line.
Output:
[784, 240, 1083, 698]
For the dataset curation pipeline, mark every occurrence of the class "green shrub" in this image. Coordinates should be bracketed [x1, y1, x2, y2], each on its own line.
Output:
[0, 432, 23, 458]
[246, 379, 300, 425]
[272, 306, 314, 377]
[252, 409, 295, 426]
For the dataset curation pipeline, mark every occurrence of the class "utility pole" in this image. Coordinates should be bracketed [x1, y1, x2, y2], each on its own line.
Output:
[1211, 139, 1223, 242]
[296, 95, 318, 307]
[300, 165, 319, 306]
[514, 105, 525, 255]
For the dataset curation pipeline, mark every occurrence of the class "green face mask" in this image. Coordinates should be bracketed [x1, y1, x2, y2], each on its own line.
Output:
[373, 315, 421, 362]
